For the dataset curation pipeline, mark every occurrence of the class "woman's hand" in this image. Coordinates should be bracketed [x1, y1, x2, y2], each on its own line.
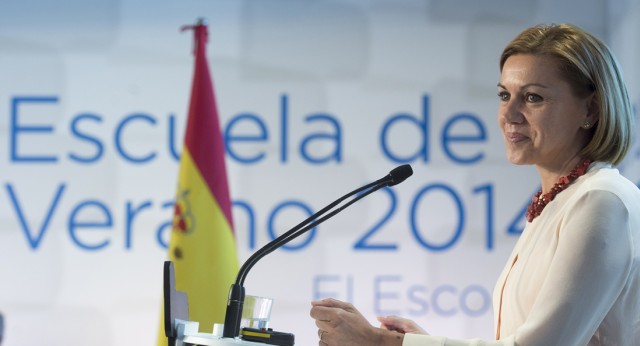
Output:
[310, 298, 404, 346]
[377, 315, 428, 335]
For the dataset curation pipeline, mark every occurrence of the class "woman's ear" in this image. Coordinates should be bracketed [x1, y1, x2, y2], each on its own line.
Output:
[582, 92, 599, 129]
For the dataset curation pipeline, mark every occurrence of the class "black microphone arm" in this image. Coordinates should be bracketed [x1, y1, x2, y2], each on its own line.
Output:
[222, 164, 413, 338]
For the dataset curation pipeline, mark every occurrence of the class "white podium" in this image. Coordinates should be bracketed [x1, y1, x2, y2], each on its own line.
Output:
[172, 320, 270, 346]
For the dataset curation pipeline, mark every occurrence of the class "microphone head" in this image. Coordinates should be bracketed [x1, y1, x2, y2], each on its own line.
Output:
[387, 164, 413, 186]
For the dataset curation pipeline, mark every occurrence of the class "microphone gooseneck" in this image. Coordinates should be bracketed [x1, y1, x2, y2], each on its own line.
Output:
[222, 165, 413, 338]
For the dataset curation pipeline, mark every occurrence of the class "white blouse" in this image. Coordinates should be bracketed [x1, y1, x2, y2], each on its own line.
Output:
[403, 163, 640, 346]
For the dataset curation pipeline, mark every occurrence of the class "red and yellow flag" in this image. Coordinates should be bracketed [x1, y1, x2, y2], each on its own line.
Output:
[158, 20, 239, 345]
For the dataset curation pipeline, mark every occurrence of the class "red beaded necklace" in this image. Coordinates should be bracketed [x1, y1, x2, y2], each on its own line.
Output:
[525, 159, 592, 222]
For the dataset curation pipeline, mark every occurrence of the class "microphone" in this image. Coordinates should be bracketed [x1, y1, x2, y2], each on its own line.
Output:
[222, 164, 413, 339]
[386, 164, 413, 186]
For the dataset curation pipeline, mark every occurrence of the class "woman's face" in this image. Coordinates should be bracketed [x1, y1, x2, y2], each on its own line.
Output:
[498, 54, 595, 170]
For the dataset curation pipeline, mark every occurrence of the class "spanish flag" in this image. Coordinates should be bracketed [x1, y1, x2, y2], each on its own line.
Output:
[157, 20, 239, 345]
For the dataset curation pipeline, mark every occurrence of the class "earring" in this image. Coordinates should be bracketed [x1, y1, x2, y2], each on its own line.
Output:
[582, 121, 592, 129]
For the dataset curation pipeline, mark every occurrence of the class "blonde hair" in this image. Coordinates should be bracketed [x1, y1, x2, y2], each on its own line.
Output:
[500, 23, 634, 166]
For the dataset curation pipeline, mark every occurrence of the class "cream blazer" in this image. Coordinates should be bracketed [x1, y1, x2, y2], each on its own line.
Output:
[403, 163, 640, 346]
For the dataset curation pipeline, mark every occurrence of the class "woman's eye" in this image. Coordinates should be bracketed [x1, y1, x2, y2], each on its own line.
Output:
[498, 91, 510, 101]
[525, 93, 542, 102]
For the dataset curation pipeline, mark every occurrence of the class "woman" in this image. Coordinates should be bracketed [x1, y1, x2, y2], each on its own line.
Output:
[310, 23, 640, 345]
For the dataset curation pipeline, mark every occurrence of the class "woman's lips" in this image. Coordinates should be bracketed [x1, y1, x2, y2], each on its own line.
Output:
[506, 132, 529, 143]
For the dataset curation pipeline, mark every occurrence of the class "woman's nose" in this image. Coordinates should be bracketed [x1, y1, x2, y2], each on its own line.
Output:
[500, 99, 524, 124]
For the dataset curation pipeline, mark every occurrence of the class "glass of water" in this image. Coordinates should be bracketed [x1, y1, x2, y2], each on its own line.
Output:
[241, 295, 273, 330]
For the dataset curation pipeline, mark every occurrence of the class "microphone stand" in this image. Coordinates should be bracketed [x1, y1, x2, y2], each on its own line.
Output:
[222, 165, 413, 339]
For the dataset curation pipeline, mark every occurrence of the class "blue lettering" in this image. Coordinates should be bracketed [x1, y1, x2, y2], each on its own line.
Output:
[68, 113, 104, 163]
[407, 285, 429, 316]
[353, 187, 398, 250]
[156, 200, 175, 249]
[267, 201, 316, 251]
[224, 114, 268, 164]
[11, 96, 59, 163]
[459, 285, 491, 317]
[114, 113, 157, 163]
[507, 188, 536, 235]
[312, 275, 353, 302]
[168, 113, 181, 162]
[125, 200, 153, 249]
[374, 275, 402, 315]
[6, 183, 65, 249]
[431, 284, 457, 316]
[473, 183, 495, 250]
[441, 113, 486, 164]
[68, 200, 113, 251]
[233, 200, 257, 250]
[299, 114, 342, 164]
[411, 183, 465, 251]
[380, 95, 430, 163]
[281, 94, 289, 163]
